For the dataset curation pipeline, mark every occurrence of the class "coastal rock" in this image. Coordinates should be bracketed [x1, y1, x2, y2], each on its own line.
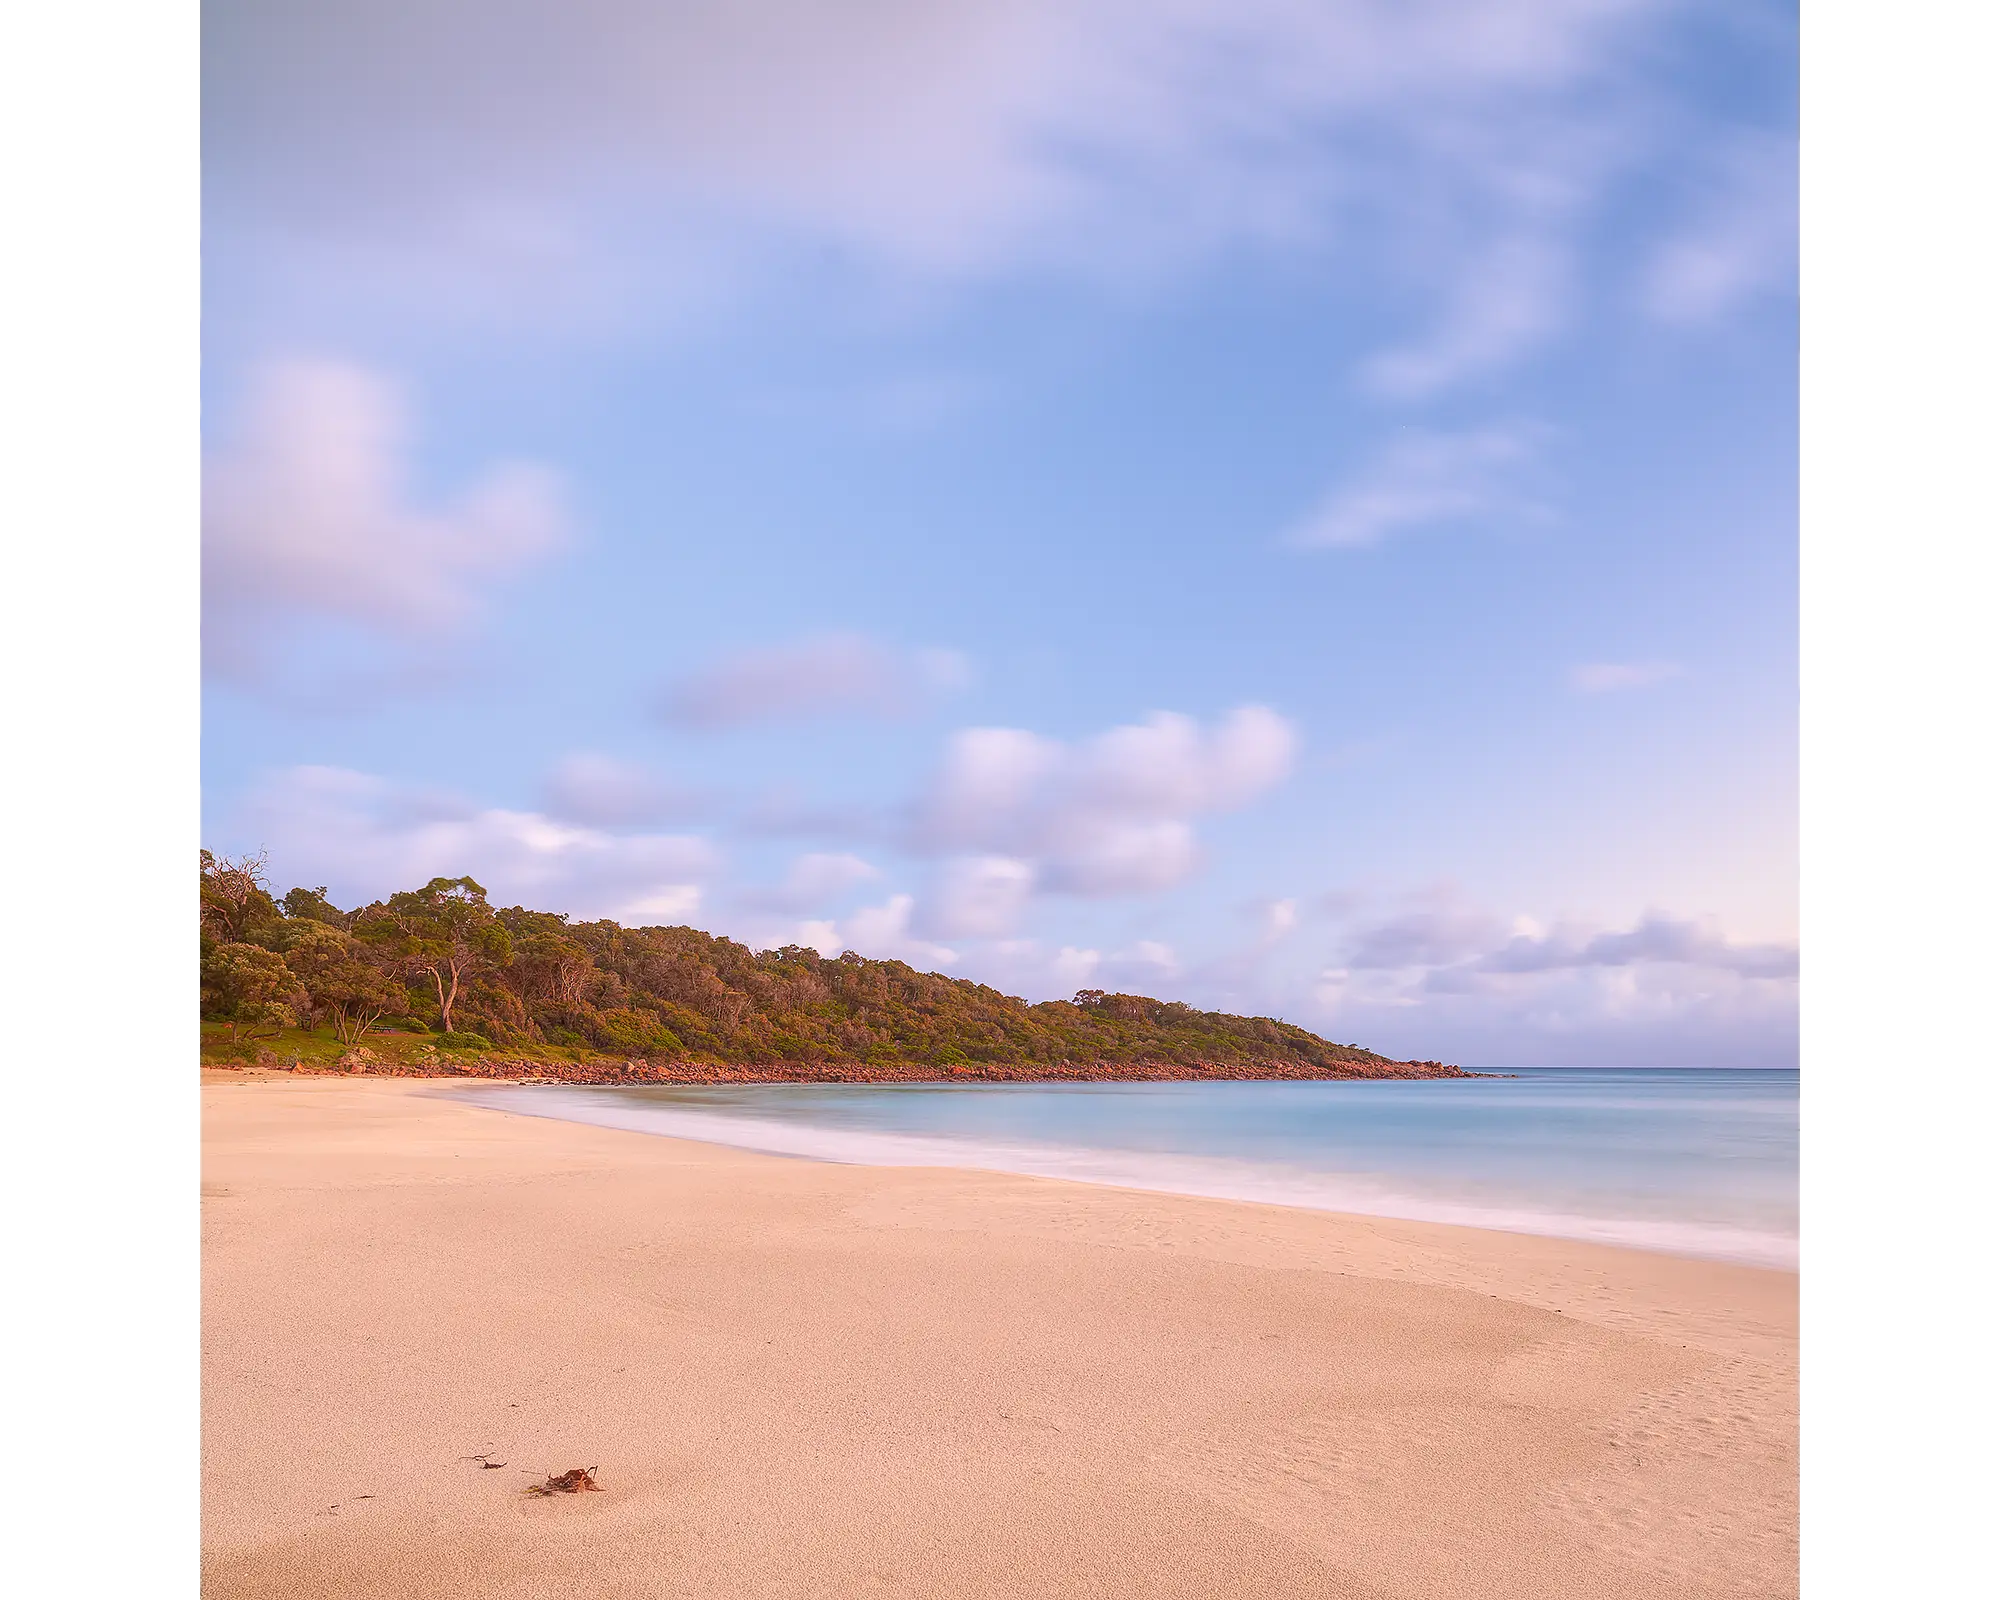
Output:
[341, 1053, 1484, 1085]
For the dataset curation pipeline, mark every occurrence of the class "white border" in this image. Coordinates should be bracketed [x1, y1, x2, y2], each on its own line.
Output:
[8, 3, 1995, 1589]
[0, 2, 199, 1591]
[1803, 1, 1998, 1590]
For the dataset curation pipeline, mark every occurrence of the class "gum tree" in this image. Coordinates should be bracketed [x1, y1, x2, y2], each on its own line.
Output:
[357, 876, 511, 1036]
[283, 921, 405, 1045]
[201, 941, 303, 1040]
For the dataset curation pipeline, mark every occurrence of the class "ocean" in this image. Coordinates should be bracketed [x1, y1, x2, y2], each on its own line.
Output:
[449, 1066, 1799, 1269]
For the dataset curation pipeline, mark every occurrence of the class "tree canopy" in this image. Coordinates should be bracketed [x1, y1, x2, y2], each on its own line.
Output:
[198, 851, 1432, 1074]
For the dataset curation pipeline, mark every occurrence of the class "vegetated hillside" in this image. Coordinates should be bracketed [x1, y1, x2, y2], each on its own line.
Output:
[199, 853, 1469, 1081]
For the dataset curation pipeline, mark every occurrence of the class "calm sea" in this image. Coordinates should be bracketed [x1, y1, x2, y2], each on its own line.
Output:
[451, 1067, 1799, 1269]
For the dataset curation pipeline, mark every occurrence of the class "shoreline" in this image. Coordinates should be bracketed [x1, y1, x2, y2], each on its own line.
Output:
[445, 1078, 1795, 1271]
[205, 1076, 1796, 1598]
[205, 1050, 1496, 1082]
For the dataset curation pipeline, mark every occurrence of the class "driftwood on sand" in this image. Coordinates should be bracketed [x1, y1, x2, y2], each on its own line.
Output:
[525, 1467, 600, 1496]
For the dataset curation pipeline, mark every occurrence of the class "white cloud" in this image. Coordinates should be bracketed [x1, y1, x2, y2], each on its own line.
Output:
[1643, 132, 1797, 325]
[1261, 898, 1301, 941]
[203, 359, 566, 678]
[1288, 425, 1544, 549]
[1340, 904, 1512, 970]
[657, 634, 969, 729]
[921, 855, 1038, 939]
[1299, 894, 1797, 1063]
[541, 752, 709, 827]
[1047, 820, 1200, 897]
[1478, 913, 1798, 980]
[618, 886, 704, 922]
[944, 937, 1181, 1005]
[915, 728, 1064, 847]
[740, 851, 882, 914]
[953, 939, 1104, 1002]
[1363, 235, 1572, 399]
[241, 764, 717, 922]
[1327, 894, 1795, 984]
[1570, 659, 1684, 693]
[208, 0, 1698, 384]
[1311, 954, 1796, 1065]
[913, 705, 1297, 896]
[794, 894, 958, 970]
[1114, 940, 1181, 981]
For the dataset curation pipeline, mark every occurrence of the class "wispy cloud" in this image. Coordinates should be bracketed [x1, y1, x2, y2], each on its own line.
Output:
[1570, 660, 1684, 693]
[795, 895, 958, 972]
[1323, 894, 1792, 984]
[242, 764, 716, 923]
[1289, 425, 1544, 549]
[738, 851, 882, 915]
[203, 358, 567, 682]
[540, 753, 711, 828]
[1362, 236, 1573, 399]
[919, 855, 1039, 940]
[657, 635, 969, 730]
[1477, 914, 1797, 979]
[1303, 890, 1798, 1064]
[207, 0, 1709, 388]
[1643, 131, 1797, 325]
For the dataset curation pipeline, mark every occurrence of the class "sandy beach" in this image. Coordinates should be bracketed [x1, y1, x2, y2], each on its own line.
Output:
[202, 1077, 1796, 1599]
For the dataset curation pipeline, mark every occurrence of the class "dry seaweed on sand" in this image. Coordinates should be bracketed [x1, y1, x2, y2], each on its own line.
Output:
[525, 1467, 600, 1496]
[462, 1453, 507, 1469]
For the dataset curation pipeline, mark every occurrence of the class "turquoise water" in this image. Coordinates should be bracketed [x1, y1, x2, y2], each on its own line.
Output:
[453, 1067, 1798, 1268]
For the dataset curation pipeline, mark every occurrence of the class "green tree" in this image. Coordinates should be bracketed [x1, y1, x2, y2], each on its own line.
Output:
[201, 941, 303, 1039]
[282, 922, 405, 1045]
[198, 845, 1429, 1077]
[357, 877, 511, 1036]
[511, 928, 599, 1012]
[280, 885, 347, 927]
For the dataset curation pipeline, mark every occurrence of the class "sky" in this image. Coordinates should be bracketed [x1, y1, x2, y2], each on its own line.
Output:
[200, 0, 1798, 1067]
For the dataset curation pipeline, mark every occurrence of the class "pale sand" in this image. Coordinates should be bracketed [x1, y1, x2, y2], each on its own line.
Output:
[202, 1077, 1797, 1599]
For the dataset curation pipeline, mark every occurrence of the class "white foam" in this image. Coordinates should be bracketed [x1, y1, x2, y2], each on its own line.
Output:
[445, 1085, 1798, 1271]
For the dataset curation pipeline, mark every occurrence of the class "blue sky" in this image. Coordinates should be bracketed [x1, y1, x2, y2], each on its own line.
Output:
[201, 0, 1797, 1065]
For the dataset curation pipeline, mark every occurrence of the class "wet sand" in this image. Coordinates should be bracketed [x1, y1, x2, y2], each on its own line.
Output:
[202, 1076, 1796, 1598]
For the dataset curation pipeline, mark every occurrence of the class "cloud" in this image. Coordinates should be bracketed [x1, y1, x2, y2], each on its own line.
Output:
[1300, 893, 1797, 1064]
[1258, 898, 1301, 941]
[1570, 659, 1684, 693]
[1341, 904, 1511, 969]
[920, 855, 1038, 939]
[1178, 896, 1303, 997]
[944, 939, 1104, 1002]
[1643, 132, 1797, 325]
[1478, 914, 1798, 980]
[912, 705, 1297, 896]
[940, 937, 1181, 1006]
[739, 851, 882, 914]
[1328, 896, 1795, 985]
[1313, 957, 1797, 1066]
[913, 728, 1063, 848]
[1362, 235, 1572, 399]
[541, 753, 710, 827]
[241, 764, 717, 922]
[657, 635, 969, 729]
[203, 358, 567, 679]
[1288, 425, 1544, 549]
[1111, 940, 1181, 983]
[206, 0, 1706, 384]
[794, 894, 958, 971]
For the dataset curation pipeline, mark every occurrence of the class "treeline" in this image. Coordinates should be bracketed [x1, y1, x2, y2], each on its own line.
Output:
[198, 851, 1429, 1074]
